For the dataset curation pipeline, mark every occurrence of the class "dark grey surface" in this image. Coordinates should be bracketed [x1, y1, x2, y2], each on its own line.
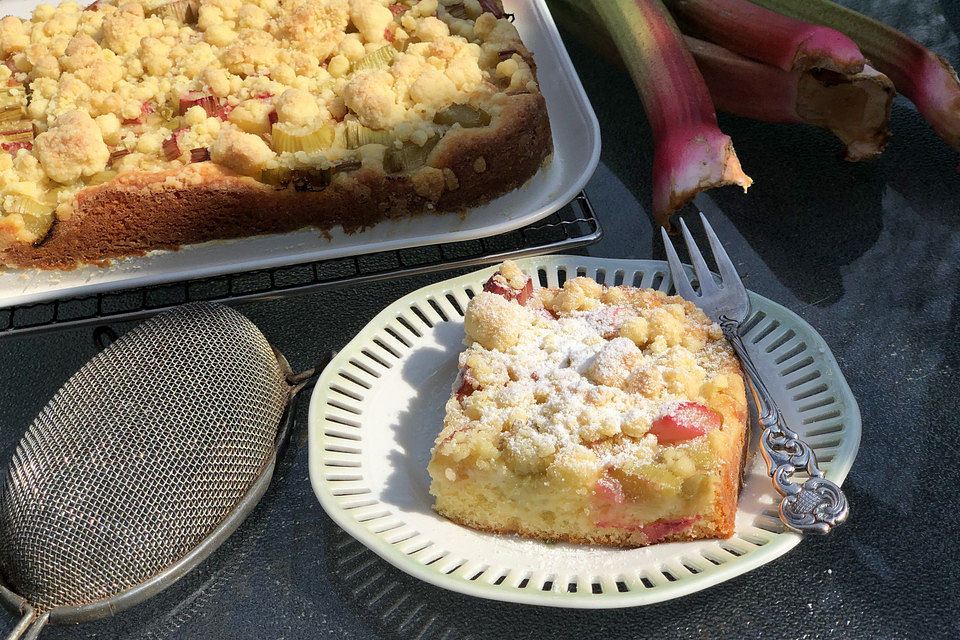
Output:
[2, 1, 959, 638]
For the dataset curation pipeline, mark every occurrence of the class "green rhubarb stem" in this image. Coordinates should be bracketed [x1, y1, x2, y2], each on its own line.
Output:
[546, 0, 622, 67]
[685, 36, 894, 161]
[590, 0, 752, 227]
[662, 0, 865, 74]
[751, 0, 960, 151]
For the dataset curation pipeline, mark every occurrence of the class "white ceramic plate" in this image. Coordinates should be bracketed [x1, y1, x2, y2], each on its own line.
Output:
[0, 0, 600, 309]
[308, 256, 861, 608]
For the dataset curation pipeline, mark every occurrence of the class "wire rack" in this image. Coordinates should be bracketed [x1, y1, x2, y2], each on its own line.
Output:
[0, 192, 600, 339]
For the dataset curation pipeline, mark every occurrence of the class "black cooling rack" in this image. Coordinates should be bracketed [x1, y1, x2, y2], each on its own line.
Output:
[0, 191, 601, 338]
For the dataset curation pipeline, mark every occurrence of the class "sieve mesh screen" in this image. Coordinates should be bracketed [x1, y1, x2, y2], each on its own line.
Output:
[0, 303, 289, 611]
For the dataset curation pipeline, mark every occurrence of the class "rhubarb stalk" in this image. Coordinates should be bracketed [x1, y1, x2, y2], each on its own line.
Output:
[549, 0, 892, 160]
[590, 0, 752, 227]
[662, 0, 865, 74]
[751, 0, 960, 151]
[547, 0, 622, 66]
[685, 36, 894, 160]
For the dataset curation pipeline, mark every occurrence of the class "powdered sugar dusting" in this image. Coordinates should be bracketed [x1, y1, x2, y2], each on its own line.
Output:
[437, 265, 741, 479]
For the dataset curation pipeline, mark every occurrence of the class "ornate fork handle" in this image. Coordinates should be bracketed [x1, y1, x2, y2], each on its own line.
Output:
[720, 318, 849, 534]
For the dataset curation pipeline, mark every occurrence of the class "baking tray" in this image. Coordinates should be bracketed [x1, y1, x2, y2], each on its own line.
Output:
[0, 0, 601, 309]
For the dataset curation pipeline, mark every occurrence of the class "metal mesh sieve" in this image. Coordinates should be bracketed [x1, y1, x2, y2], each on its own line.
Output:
[0, 302, 293, 633]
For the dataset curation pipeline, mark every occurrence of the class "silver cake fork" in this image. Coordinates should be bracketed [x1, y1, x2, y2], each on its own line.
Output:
[660, 213, 849, 534]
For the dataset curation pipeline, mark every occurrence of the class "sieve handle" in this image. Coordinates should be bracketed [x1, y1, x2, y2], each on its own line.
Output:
[4, 606, 46, 640]
[20, 614, 47, 640]
[285, 350, 337, 396]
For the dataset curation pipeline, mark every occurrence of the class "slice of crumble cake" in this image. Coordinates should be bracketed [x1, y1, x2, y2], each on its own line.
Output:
[428, 261, 749, 547]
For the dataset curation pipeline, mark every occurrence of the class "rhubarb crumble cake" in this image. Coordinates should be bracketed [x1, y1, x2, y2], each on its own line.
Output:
[0, 0, 550, 269]
[428, 261, 749, 547]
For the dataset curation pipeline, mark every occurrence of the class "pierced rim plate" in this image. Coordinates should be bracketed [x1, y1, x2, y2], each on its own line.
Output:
[307, 256, 861, 608]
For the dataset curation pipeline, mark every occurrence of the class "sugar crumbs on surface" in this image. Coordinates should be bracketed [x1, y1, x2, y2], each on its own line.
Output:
[450, 277, 735, 474]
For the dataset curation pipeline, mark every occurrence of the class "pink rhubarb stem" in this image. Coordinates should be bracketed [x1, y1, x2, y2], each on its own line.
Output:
[662, 0, 865, 74]
[683, 36, 801, 124]
[591, 0, 752, 227]
[685, 36, 894, 161]
[547, 0, 891, 161]
[751, 0, 960, 151]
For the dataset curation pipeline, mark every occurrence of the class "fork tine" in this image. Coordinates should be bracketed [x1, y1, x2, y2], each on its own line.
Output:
[679, 218, 718, 294]
[699, 212, 748, 299]
[660, 227, 697, 300]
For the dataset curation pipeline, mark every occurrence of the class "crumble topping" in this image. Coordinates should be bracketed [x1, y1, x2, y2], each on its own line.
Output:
[0, 0, 539, 246]
[435, 261, 745, 484]
[34, 109, 110, 181]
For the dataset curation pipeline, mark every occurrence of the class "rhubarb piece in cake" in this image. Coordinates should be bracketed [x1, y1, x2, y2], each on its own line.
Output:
[428, 261, 749, 547]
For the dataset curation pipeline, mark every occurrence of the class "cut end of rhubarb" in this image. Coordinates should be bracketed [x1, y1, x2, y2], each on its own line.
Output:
[797, 66, 894, 161]
[594, 0, 752, 228]
[653, 126, 752, 228]
[792, 27, 866, 74]
[750, 0, 960, 152]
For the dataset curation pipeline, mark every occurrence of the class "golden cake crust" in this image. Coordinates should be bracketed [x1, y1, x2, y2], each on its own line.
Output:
[2, 92, 550, 269]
